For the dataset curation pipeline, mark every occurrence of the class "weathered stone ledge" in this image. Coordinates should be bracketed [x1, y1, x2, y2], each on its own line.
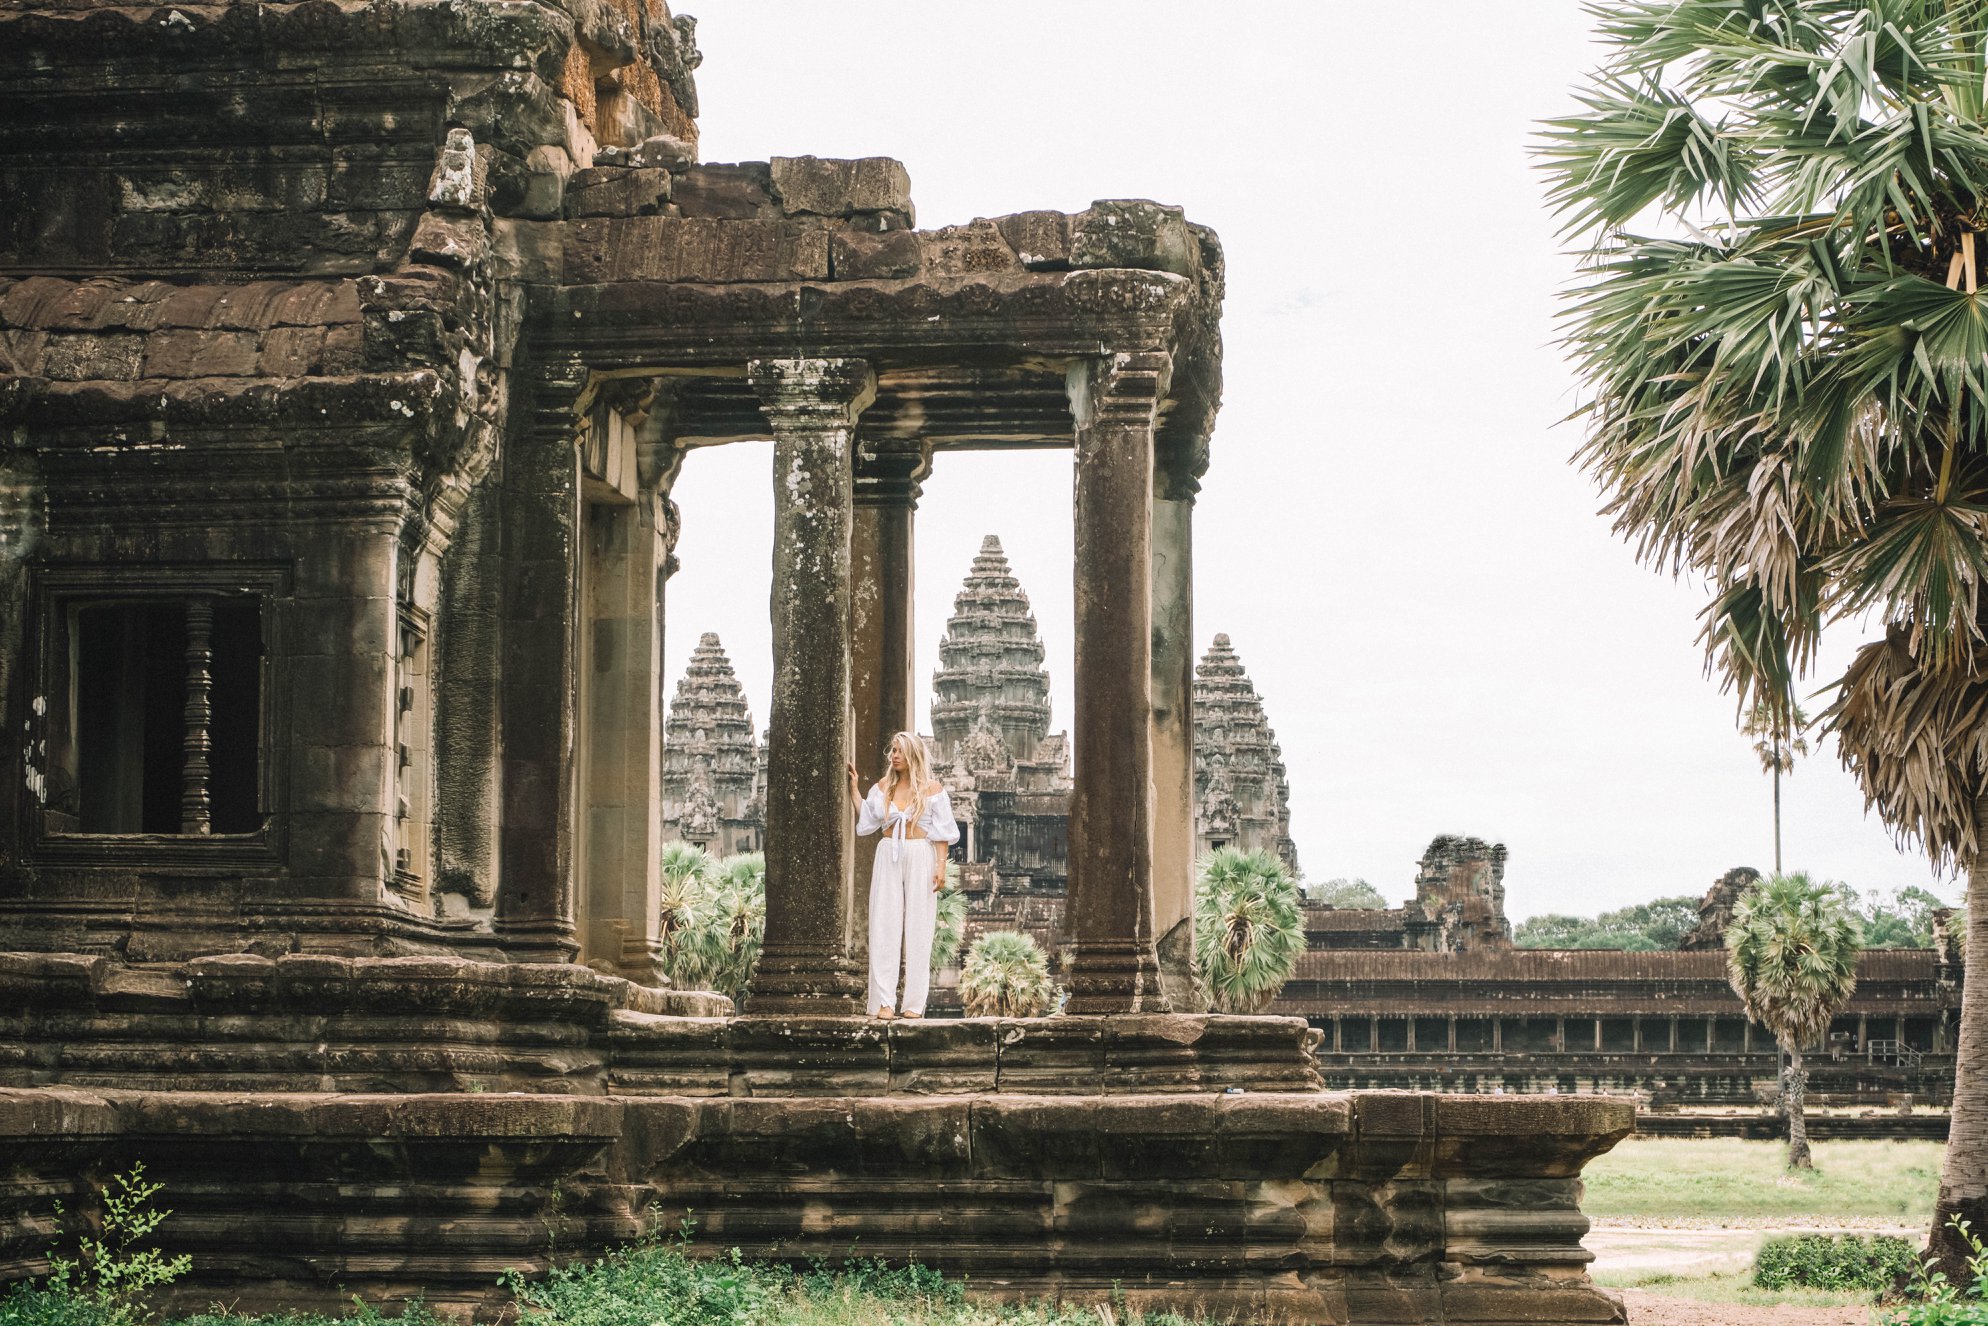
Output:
[0, 953, 1320, 1096]
[0, 1087, 1633, 1324]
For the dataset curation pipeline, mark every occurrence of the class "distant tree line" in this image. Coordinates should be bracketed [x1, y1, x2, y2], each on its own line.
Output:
[1514, 885, 1947, 952]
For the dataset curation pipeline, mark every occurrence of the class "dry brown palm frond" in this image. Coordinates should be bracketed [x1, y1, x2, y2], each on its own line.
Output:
[1826, 624, 1988, 873]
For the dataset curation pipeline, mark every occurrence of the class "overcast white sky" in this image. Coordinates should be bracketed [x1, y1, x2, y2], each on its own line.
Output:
[660, 1, 1959, 920]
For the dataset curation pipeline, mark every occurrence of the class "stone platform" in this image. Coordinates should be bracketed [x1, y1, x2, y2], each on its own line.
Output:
[0, 1086, 1633, 1324]
[0, 953, 1322, 1096]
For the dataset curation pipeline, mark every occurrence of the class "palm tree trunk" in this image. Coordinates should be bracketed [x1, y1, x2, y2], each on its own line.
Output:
[1927, 794, 1988, 1280]
[1785, 1044, 1811, 1170]
[1772, 765, 1782, 874]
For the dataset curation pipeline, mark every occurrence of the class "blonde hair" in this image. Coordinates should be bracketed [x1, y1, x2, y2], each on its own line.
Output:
[881, 731, 933, 822]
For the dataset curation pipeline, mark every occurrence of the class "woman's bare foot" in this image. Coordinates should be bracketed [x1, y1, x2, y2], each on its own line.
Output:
[876, 1006, 895, 1020]
[901, 1010, 923, 1019]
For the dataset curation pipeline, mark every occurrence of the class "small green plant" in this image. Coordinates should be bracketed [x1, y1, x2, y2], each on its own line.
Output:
[0, 1164, 191, 1326]
[958, 930, 1055, 1018]
[1881, 1220, 1988, 1324]
[931, 865, 967, 968]
[1753, 1232, 1917, 1293]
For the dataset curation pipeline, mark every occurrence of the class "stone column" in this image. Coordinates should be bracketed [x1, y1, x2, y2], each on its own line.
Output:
[1150, 434, 1204, 1012]
[495, 363, 586, 961]
[849, 439, 931, 968]
[1064, 351, 1172, 1014]
[576, 390, 684, 985]
[746, 358, 876, 1016]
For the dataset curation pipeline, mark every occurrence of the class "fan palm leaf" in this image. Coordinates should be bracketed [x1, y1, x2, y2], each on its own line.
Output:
[1546, 0, 1988, 1261]
[958, 931, 1055, 1018]
[1192, 847, 1305, 1015]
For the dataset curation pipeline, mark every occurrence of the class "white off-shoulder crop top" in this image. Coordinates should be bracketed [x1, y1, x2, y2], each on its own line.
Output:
[856, 782, 961, 857]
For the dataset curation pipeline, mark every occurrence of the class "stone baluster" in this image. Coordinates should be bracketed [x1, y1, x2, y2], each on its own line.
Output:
[180, 597, 215, 834]
[747, 357, 876, 1015]
[1064, 350, 1172, 1014]
[850, 437, 931, 966]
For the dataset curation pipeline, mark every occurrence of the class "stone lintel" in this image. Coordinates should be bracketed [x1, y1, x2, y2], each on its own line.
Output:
[534, 268, 1192, 366]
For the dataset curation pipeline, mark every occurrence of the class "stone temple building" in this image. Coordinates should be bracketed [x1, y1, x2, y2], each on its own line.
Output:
[1274, 838, 1959, 1108]
[659, 633, 762, 857]
[0, 2, 1635, 1320]
[1193, 632, 1300, 874]
[924, 534, 1074, 891]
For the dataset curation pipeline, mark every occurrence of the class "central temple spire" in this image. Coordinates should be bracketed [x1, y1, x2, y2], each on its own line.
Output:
[930, 535, 1052, 764]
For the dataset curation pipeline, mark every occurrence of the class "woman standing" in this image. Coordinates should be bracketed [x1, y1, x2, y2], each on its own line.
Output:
[847, 732, 959, 1019]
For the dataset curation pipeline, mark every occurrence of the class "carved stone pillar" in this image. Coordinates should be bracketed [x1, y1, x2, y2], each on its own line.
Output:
[1064, 350, 1171, 1014]
[576, 382, 685, 985]
[850, 439, 931, 967]
[1151, 435, 1204, 1011]
[494, 361, 586, 961]
[747, 358, 876, 1015]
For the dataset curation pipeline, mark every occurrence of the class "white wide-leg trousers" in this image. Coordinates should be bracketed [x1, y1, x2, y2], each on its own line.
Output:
[868, 838, 937, 1015]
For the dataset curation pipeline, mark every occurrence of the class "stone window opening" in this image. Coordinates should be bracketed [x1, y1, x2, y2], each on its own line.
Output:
[44, 594, 263, 836]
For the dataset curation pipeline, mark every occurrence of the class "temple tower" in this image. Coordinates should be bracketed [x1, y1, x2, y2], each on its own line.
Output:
[1192, 634, 1300, 874]
[930, 535, 1053, 764]
[661, 633, 762, 857]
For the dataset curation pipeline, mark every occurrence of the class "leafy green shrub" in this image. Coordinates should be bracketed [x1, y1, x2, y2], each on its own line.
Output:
[1753, 1232, 1917, 1292]
[959, 931, 1055, 1017]
[1, 1165, 190, 1326]
[1882, 1220, 1988, 1325]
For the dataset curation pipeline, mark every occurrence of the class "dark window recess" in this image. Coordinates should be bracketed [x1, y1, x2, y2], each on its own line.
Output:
[77, 604, 184, 833]
[72, 599, 262, 835]
[207, 599, 263, 832]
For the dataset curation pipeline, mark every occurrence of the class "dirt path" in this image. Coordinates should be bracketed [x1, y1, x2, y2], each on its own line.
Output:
[1622, 1289, 1872, 1325]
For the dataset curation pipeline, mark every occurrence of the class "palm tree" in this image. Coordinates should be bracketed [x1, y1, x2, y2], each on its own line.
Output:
[1541, 0, 1988, 1269]
[1193, 847, 1305, 1015]
[657, 841, 714, 991]
[702, 852, 766, 1001]
[1742, 699, 1812, 873]
[958, 931, 1055, 1018]
[1725, 873, 1863, 1169]
[932, 864, 967, 968]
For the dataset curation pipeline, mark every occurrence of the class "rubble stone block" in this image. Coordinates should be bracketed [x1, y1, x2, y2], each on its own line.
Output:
[408, 210, 491, 270]
[1071, 199, 1198, 276]
[919, 220, 1019, 277]
[829, 228, 922, 281]
[562, 217, 829, 284]
[995, 210, 1076, 270]
[623, 132, 696, 171]
[255, 325, 327, 377]
[769, 155, 913, 224]
[564, 167, 673, 218]
[672, 162, 776, 219]
[143, 329, 260, 377]
[42, 333, 144, 381]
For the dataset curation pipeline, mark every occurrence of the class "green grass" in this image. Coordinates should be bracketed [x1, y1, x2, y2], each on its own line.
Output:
[1583, 1138, 1940, 1224]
